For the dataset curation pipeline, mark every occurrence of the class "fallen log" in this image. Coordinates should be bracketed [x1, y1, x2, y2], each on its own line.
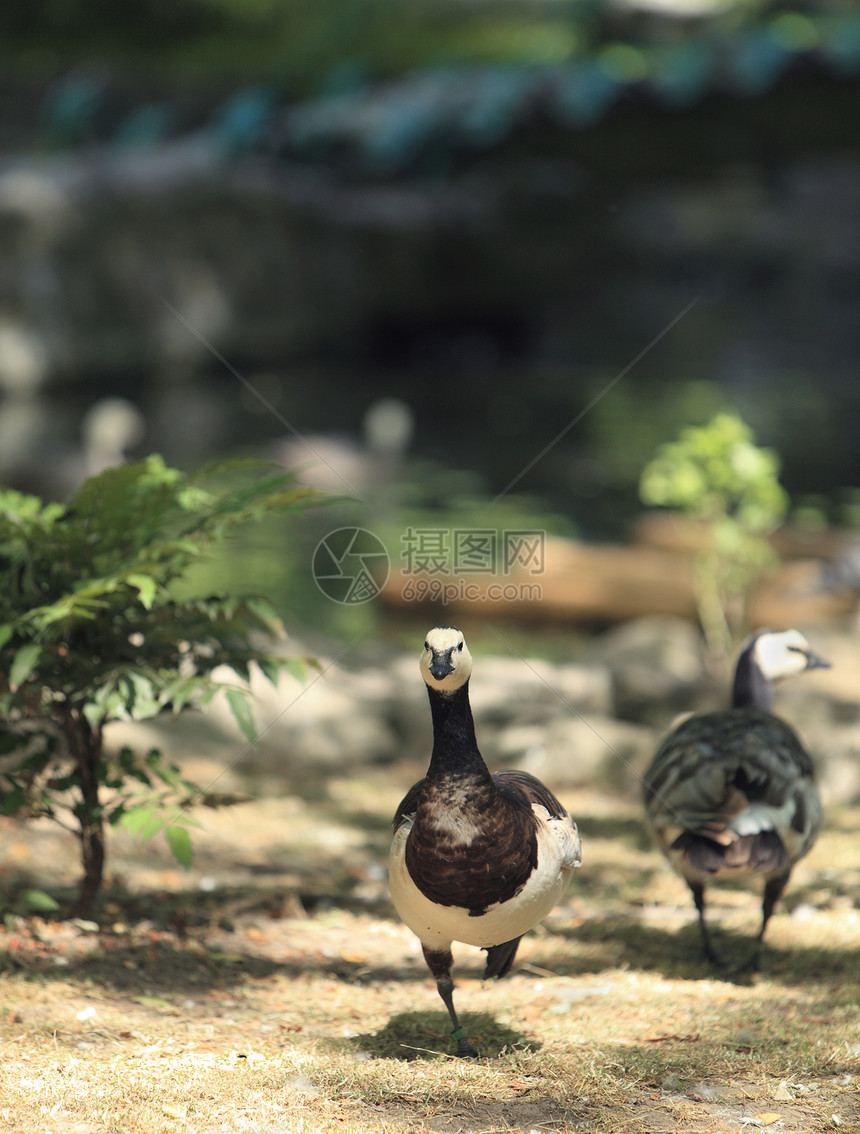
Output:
[380, 534, 855, 626]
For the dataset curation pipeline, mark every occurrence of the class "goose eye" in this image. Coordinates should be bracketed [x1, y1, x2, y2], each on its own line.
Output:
[457, 641, 464, 651]
[424, 641, 429, 651]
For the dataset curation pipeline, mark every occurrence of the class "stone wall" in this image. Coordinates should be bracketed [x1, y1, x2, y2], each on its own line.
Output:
[1, 65, 859, 517]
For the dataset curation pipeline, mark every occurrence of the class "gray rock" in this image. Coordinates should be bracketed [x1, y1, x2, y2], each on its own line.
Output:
[510, 714, 657, 794]
[467, 656, 613, 723]
[589, 616, 709, 725]
[807, 722, 860, 806]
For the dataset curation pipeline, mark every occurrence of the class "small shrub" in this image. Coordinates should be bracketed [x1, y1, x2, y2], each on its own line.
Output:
[0, 455, 320, 916]
[639, 412, 788, 656]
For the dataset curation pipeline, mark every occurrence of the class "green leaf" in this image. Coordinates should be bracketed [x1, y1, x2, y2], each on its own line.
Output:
[123, 671, 160, 720]
[120, 805, 167, 843]
[127, 573, 158, 610]
[9, 643, 41, 689]
[285, 657, 306, 683]
[256, 656, 281, 688]
[0, 624, 13, 650]
[106, 801, 126, 825]
[192, 685, 219, 710]
[198, 790, 251, 809]
[0, 785, 27, 816]
[19, 888, 61, 913]
[165, 824, 194, 869]
[46, 772, 81, 792]
[244, 596, 285, 636]
[146, 751, 187, 790]
[225, 688, 257, 745]
[158, 674, 211, 715]
[82, 701, 105, 730]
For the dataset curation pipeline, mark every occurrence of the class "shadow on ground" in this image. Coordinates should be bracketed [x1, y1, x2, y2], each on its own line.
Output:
[3, 893, 856, 1010]
[354, 1010, 535, 1061]
[542, 915, 860, 988]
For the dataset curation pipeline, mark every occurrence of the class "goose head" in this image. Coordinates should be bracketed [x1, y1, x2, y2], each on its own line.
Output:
[420, 626, 472, 695]
[749, 629, 830, 681]
[733, 628, 830, 709]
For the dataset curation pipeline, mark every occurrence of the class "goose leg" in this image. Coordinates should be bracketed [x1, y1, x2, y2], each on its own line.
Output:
[739, 872, 791, 973]
[689, 881, 725, 968]
[422, 945, 479, 1058]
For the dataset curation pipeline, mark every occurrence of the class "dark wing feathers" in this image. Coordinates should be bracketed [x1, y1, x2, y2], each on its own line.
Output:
[644, 707, 821, 876]
[492, 769, 569, 819]
[393, 778, 425, 832]
[644, 709, 814, 818]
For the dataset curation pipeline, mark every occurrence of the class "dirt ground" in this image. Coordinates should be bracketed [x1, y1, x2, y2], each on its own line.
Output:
[1, 749, 858, 1134]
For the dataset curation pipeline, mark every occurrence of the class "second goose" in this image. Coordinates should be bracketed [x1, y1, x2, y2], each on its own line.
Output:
[643, 628, 830, 971]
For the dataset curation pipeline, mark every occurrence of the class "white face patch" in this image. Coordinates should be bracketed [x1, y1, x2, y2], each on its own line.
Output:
[752, 629, 815, 681]
[420, 627, 473, 694]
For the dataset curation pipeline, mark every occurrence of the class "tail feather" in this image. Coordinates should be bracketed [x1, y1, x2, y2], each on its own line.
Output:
[672, 830, 788, 874]
[483, 936, 522, 980]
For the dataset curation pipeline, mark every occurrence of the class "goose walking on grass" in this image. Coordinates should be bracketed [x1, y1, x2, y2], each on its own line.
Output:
[642, 629, 830, 971]
[389, 627, 582, 1057]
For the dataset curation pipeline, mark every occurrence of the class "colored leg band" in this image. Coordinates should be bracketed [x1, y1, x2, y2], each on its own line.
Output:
[450, 1027, 466, 1041]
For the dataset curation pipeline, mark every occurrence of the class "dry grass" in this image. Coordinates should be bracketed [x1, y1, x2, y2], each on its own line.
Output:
[1, 769, 859, 1134]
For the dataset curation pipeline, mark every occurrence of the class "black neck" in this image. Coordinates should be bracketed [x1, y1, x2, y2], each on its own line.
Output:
[425, 682, 492, 782]
[731, 641, 772, 710]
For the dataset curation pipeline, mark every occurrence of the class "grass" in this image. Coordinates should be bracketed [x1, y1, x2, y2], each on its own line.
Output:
[0, 771, 858, 1133]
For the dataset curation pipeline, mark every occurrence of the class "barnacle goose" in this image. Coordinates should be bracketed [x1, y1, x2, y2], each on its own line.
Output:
[389, 627, 582, 1057]
[643, 629, 830, 970]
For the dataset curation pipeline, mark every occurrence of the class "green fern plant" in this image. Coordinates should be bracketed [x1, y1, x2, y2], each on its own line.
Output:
[0, 455, 320, 916]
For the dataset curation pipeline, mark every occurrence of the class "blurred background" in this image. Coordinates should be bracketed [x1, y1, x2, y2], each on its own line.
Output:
[5, 0, 860, 945]
[1, 0, 859, 640]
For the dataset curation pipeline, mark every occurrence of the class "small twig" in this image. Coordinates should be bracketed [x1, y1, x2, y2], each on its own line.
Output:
[519, 962, 559, 978]
[399, 1043, 461, 1060]
[45, 813, 78, 837]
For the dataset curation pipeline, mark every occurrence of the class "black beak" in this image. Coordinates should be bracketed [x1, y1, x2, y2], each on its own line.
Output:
[429, 651, 454, 681]
[805, 650, 831, 670]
